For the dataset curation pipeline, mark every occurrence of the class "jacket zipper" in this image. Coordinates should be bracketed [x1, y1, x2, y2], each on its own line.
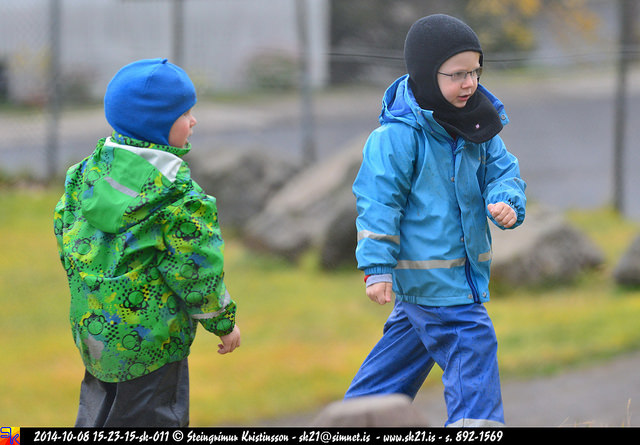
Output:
[452, 138, 481, 304]
[465, 260, 481, 304]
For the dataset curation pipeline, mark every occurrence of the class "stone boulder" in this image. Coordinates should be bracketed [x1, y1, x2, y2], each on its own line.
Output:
[312, 394, 429, 427]
[228, 136, 605, 284]
[243, 135, 365, 265]
[186, 148, 299, 229]
[318, 191, 358, 269]
[490, 206, 604, 286]
[613, 234, 640, 286]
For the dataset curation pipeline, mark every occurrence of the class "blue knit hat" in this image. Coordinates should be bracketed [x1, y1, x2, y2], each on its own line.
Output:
[104, 58, 197, 146]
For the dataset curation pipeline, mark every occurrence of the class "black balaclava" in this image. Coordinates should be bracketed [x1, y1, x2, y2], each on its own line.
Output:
[404, 14, 503, 143]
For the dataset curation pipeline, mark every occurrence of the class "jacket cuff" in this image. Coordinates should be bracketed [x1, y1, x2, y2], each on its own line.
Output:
[198, 300, 237, 337]
[365, 274, 393, 287]
[363, 266, 394, 275]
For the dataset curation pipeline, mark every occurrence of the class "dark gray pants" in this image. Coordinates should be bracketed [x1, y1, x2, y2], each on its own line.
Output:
[75, 358, 189, 427]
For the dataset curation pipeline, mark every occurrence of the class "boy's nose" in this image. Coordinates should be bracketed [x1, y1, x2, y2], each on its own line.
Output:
[461, 76, 475, 89]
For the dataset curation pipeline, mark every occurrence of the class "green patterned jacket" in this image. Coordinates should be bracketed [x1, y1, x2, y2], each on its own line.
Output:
[54, 133, 236, 382]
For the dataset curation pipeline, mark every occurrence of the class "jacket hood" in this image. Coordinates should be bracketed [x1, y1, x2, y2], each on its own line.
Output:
[379, 75, 509, 138]
[78, 136, 189, 234]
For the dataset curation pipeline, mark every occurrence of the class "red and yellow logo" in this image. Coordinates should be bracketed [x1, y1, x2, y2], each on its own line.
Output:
[0, 427, 19, 445]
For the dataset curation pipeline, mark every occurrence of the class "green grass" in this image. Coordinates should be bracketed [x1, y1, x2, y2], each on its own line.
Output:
[1, 188, 640, 426]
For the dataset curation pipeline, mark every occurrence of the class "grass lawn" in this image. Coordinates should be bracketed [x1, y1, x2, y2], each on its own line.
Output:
[1, 187, 639, 426]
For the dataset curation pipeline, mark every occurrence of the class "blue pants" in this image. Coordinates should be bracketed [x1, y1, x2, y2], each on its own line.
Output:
[345, 300, 504, 427]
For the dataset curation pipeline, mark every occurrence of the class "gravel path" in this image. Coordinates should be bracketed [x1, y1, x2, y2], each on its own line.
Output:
[263, 351, 640, 427]
[414, 351, 640, 427]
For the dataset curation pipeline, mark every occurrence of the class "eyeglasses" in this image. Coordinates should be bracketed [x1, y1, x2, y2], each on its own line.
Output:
[437, 67, 483, 82]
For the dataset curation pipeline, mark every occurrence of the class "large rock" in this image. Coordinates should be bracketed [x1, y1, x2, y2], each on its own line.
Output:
[312, 394, 429, 427]
[243, 135, 365, 264]
[318, 191, 358, 269]
[232, 137, 605, 284]
[490, 206, 604, 286]
[613, 234, 640, 286]
[186, 148, 299, 229]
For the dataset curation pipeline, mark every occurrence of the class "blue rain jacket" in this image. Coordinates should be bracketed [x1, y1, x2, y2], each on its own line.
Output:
[353, 75, 526, 306]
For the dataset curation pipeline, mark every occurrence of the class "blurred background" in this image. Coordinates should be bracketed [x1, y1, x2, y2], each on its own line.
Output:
[2, 0, 640, 428]
[0, 0, 639, 218]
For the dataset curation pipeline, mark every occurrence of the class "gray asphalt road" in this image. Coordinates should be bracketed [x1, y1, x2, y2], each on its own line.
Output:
[2, 69, 639, 218]
[414, 350, 640, 427]
[498, 74, 640, 220]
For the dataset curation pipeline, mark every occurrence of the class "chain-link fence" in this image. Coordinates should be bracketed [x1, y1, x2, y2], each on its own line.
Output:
[0, 0, 329, 180]
[0, 0, 55, 180]
[1, 0, 638, 218]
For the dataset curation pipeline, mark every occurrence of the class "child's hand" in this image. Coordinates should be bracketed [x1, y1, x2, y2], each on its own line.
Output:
[218, 325, 241, 354]
[487, 202, 517, 228]
[366, 282, 393, 305]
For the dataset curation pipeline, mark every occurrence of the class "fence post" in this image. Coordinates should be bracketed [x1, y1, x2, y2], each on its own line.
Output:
[295, 0, 316, 166]
[46, 0, 62, 183]
[613, 0, 634, 214]
[172, 0, 184, 66]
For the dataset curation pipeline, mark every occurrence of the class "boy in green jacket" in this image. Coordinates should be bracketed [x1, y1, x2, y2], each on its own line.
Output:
[54, 58, 240, 427]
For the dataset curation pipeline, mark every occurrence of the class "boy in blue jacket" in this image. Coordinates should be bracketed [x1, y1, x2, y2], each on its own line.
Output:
[345, 15, 526, 427]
